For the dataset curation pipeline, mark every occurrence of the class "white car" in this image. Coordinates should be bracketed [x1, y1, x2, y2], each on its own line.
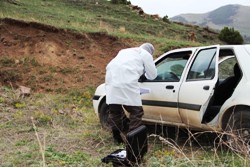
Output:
[93, 45, 250, 147]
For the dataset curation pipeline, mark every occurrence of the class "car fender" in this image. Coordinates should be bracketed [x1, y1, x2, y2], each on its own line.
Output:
[218, 82, 250, 129]
[93, 83, 106, 114]
[94, 83, 106, 95]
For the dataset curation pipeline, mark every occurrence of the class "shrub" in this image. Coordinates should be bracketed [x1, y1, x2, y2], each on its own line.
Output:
[111, 0, 130, 5]
[219, 27, 244, 44]
[0, 69, 21, 83]
[0, 56, 15, 67]
[162, 15, 170, 23]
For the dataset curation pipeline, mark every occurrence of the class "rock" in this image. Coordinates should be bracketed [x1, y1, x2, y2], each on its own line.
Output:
[16, 85, 31, 97]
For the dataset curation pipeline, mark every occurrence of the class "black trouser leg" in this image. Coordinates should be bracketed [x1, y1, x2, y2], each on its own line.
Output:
[108, 104, 128, 143]
[123, 105, 144, 132]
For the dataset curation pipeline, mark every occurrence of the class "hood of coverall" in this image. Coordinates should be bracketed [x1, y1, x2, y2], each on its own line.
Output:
[140, 43, 154, 55]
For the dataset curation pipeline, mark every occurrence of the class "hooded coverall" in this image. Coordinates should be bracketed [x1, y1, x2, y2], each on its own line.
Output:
[105, 43, 157, 143]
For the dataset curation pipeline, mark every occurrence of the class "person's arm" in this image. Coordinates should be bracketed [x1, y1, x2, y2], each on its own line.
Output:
[142, 53, 157, 80]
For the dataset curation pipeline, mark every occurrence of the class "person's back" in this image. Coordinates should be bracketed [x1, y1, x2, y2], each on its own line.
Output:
[106, 47, 146, 88]
[105, 45, 156, 106]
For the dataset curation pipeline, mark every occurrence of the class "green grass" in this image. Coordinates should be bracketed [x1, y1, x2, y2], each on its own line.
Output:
[0, 86, 106, 166]
[0, 86, 249, 166]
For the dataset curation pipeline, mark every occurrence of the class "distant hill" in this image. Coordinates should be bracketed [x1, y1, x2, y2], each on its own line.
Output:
[170, 4, 250, 42]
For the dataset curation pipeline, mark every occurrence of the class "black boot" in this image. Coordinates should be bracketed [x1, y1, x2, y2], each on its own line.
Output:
[112, 129, 124, 144]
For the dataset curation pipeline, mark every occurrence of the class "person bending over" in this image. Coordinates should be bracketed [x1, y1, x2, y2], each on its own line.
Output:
[105, 43, 157, 143]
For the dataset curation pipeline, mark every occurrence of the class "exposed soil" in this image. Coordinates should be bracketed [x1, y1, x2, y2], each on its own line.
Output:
[0, 18, 138, 92]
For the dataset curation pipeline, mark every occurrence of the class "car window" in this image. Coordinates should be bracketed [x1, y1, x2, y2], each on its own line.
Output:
[219, 57, 237, 80]
[187, 48, 216, 81]
[154, 51, 191, 82]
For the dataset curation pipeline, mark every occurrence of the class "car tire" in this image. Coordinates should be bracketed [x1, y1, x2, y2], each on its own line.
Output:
[225, 111, 250, 153]
[98, 101, 111, 130]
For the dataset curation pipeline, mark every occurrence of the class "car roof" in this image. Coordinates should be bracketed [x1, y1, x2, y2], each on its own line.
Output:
[157, 44, 250, 58]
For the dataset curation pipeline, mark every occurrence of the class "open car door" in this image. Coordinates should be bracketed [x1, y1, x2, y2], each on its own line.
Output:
[178, 45, 219, 129]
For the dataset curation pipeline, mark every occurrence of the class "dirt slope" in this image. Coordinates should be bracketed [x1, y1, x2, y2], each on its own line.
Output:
[0, 18, 137, 92]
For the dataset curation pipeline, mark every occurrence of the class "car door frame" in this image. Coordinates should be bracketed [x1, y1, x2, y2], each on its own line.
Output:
[178, 45, 220, 129]
[139, 48, 196, 125]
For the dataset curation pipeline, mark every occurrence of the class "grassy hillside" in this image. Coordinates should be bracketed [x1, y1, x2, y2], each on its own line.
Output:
[0, 0, 223, 92]
[1, 1, 247, 166]
[0, 0, 221, 52]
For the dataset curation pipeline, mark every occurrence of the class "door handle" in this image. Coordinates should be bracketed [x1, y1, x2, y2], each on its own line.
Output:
[203, 86, 210, 90]
[166, 85, 174, 89]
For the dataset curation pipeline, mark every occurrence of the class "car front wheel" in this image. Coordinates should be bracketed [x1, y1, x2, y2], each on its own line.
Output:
[225, 111, 250, 153]
[98, 101, 111, 130]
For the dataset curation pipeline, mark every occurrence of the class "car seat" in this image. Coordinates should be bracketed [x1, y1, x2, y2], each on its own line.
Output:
[213, 63, 241, 105]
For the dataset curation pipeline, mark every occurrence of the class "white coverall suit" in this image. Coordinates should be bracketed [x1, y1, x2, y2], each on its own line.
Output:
[105, 43, 157, 143]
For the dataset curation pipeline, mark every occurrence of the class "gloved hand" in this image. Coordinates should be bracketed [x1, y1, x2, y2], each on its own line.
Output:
[139, 74, 147, 82]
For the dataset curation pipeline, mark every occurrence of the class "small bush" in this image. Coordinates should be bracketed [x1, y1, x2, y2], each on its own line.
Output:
[14, 102, 26, 108]
[111, 0, 130, 5]
[0, 69, 21, 83]
[162, 15, 170, 23]
[0, 56, 15, 67]
[219, 27, 244, 44]
[60, 67, 74, 74]
[32, 111, 52, 125]
[23, 57, 40, 67]
[41, 74, 54, 82]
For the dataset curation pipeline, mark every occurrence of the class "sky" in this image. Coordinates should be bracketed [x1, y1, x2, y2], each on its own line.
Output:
[129, 0, 250, 17]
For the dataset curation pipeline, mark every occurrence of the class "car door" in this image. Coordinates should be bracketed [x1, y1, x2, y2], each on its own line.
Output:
[139, 49, 195, 124]
[178, 46, 219, 128]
